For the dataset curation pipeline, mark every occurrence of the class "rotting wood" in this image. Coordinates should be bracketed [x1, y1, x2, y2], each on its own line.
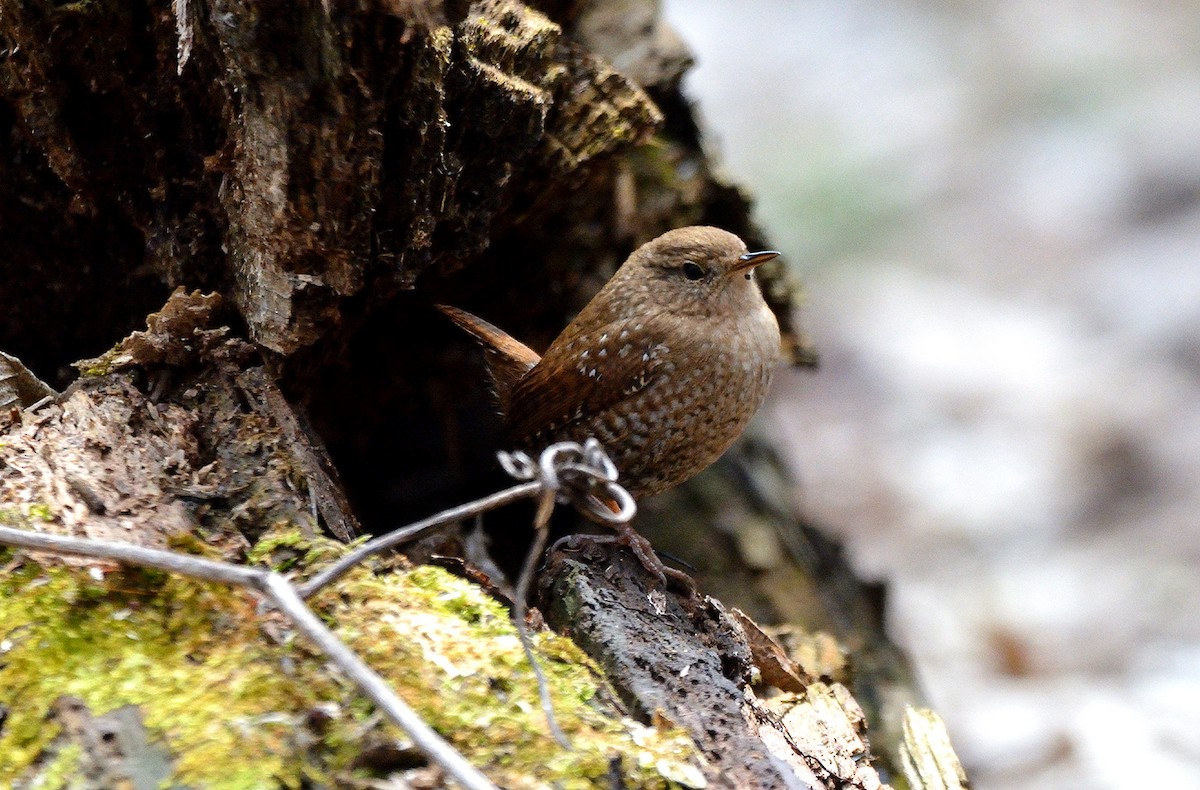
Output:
[0, 289, 353, 558]
[542, 537, 897, 790]
[0, 351, 55, 414]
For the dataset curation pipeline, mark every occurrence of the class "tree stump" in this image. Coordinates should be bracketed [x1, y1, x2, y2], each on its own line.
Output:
[0, 0, 965, 787]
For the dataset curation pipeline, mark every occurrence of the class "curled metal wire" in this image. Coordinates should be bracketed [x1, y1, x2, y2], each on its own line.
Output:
[498, 439, 636, 525]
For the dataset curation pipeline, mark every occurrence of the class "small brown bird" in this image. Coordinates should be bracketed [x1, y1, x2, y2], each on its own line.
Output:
[440, 226, 783, 501]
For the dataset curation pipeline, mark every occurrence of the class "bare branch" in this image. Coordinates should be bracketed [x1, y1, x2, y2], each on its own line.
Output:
[0, 526, 263, 588]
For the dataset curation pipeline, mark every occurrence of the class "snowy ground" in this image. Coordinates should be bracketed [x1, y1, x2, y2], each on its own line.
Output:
[663, 1, 1200, 787]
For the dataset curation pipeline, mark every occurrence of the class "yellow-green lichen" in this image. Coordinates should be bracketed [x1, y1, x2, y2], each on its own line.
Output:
[0, 529, 705, 788]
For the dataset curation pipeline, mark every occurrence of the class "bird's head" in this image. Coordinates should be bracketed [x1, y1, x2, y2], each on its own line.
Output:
[619, 226, 779, 319]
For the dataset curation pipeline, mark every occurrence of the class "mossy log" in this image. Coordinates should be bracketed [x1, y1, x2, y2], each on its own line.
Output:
[0, 0, 965, 787]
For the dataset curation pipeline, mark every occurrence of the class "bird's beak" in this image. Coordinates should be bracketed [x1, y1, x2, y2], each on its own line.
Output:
[733, 250, 780, 272]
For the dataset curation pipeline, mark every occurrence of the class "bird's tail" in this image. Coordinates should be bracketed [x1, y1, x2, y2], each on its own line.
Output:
[436, 305, 540, 414]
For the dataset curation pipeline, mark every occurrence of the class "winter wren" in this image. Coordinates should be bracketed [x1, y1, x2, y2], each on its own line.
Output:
[440, 226, 783, 498]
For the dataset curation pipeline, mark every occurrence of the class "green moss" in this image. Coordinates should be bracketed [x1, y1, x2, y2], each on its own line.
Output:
[76, 357, 118, 378]
[72, 338, 127, 378]
[0, 529, 705, 788]
[246, 525, 355, 571]
[321, 562, 703, 786]
[0, 504, 55, 525]
[26, 504, 54, 522]
[0, 562, 324, 786]
[27, 743, 83, 788]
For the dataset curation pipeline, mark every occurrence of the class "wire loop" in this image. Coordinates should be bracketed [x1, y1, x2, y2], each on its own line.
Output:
[498, 439, 637, 525]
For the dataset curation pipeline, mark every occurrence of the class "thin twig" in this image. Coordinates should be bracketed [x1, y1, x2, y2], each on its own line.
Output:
[298, 441, 635, 604]
[491, 441, 641, 747]
[0, 525, 263, 587]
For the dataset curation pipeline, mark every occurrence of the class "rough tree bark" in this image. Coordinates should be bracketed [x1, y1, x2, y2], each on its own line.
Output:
[0, 0, 966, 787]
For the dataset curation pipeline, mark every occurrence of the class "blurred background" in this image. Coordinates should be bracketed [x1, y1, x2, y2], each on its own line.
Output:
[661, 1, 1200, 787]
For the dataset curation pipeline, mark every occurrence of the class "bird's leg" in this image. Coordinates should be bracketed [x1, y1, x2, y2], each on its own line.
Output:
[570, 493, 697, 594]
[609, 521, 697, 594]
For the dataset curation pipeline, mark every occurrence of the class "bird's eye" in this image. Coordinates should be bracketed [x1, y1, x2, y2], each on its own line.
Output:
[682, 261, 706, 281]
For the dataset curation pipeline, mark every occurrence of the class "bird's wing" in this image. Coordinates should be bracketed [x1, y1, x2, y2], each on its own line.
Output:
[506, 312, 674, 444]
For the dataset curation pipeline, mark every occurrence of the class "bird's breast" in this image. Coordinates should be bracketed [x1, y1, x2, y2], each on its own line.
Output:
[583, 306, 781, 495]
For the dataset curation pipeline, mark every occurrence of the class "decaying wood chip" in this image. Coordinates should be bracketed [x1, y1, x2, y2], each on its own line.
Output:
[0, 351, 56, 412]
[766, 682, 889, 790]
[74, 288, 229, 374]
[730, 607, 815, 693]
[899, 707, 971, 790]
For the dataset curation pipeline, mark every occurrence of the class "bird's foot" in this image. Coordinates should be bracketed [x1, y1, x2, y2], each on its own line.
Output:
[552, 528, 696, 595]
